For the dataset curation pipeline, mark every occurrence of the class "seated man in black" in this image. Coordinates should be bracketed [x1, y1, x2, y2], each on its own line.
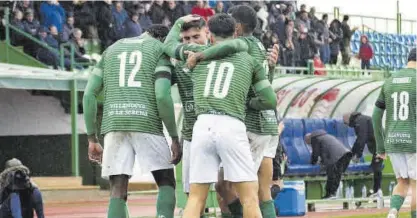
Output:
[305, 130, 352, 199]
[0, 158, 44, 218]
[343, 112, 383, 197]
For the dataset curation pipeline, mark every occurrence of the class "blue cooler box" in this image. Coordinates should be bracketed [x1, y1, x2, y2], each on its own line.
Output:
[274, 181, 306, 216]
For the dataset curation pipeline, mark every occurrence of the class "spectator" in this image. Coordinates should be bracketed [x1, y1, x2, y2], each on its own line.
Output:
[138, 4, 152, 32]
[294, 27, 317, 74]
[39, 0, 66, 33]
[95, 0, 115, 52]
[62, 12, 74, 43]
[112, 1, 128, 40]
[191, 0, 214, 21]
[295, 3, 306, 17]
[358, 35, 373, 70]
[275, 14, 286, 45]
[123, 11, 142, 38]
[340, 15, 358, 65]
[10, 10, 25, 46]
[165, 0, 186, 27]
[281, 19, 296, 69]
[150, 0, 167, 25]
[262, 30, 273, 51]
[73, 0, 97, 39]
[296, 10, 310, 31]
[284, 4, 296, 21]
[69, 28, 91, 64]
[317, 14, 330, 64]
[22, 9, 40, 57]
[180, 0, 194, 15]
[308, 7, 319, 30]
[214, 1, 225, 13]
[329, 19, 343, 64]
[254, 4, 269, 32]
[305, 130, 352, 199]
[14, 0, 34, 16]
[0, 158, 45, 218]
[343, 112, 383, 197]
[36, 26, 66, 69]
[49, 25, 63, 44]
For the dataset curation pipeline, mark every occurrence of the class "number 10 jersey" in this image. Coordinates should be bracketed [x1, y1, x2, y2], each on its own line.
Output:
[375, 68, 416, 153]
[97, 34, 165, 136]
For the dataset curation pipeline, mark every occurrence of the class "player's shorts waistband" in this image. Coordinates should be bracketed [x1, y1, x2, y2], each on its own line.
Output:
[197, 114, 245, 128]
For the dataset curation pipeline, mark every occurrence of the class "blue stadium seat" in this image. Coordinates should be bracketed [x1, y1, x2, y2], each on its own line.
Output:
[281, 119, 383, 176]
[353, 30, 361, 41]
[373, 42, 380, 54]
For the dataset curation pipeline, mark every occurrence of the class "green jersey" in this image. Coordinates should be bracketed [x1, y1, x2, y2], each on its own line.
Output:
[375, 68, 416, 153]
[193, 52, 267, 121]
[98, 34, 165, 135]
[242, 36, 278, 135]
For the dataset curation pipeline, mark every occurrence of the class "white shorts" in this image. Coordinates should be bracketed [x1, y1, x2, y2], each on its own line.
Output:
[182, 140, 192, 193]
[101, 132, 173, 180]
[247, 132, 279, 171]
[389, 153, 416, 180]
[189, 114, 258, 184]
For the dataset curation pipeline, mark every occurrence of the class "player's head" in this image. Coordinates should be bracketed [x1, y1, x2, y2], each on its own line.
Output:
[304, 133, 312, 145]
[207, 13, 235, 44]
[229, 5, 258, 37]
[181, 15, 208, 45]
[147, 24, 170, 42]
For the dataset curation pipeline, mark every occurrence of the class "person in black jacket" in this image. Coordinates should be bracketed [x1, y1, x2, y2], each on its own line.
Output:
[0, 158, 44, 218]
[305, 130, 352, 199]
[343, 112, 383, 197]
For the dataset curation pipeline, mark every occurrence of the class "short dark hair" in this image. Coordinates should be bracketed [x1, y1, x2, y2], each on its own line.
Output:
[181, 16, 206, 32]
[147, 24, 170, 42]
[208, 13, 236, 38]
[322, 14, 328, 20]
[343, 15, 349, 21]
[230, 5, 257, 34]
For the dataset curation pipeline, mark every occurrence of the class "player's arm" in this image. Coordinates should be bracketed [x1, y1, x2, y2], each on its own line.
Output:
[83, 61, 104, 142]
[197, 38, 249, 61]
[247, 59, 277, 110]
[372, 85, 386, 154]
[154, 55, 178, 139]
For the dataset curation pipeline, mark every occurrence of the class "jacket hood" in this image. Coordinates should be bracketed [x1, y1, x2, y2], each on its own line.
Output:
[311, 129, 327, 138]
[349, 112, 361, 126]
[0, 165, 31, 192]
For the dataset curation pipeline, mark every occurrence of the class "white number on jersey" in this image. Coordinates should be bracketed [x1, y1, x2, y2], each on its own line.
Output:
[117, 51, 142, 87]
[204, 61, 234, 99]
[391, 91, 409, 121]
[263, 60, 269, 77]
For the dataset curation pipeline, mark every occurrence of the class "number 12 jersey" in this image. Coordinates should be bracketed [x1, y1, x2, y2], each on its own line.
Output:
[97, 34, 165, 136]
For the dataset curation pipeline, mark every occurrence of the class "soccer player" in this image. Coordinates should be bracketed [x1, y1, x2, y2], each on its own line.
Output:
[372, 48, 416, 218]
[83, 25, 181, 218]
[163, 14, 249, 199]
[186, 5, 280, 218]
[183, 13, 277, 218]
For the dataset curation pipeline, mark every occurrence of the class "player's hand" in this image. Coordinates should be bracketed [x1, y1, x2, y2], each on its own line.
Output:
[376, 153, 387, 160]
[185, 51, 204, 70]
[88, 142, 103, 164]
[180, 15, 201, 23]
[170, 137, 182, 165]
[267, 44, 279, 67]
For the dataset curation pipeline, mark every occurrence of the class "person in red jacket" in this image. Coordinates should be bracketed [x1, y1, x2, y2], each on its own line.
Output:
[357, 35, 374, 70]
[191, 0, 214, 21]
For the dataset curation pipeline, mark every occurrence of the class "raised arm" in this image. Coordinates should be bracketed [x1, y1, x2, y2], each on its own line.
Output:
[83, 60, 104, 141]
[372, 85, 386, 154]
[247, 59, 277, 110]
[199, 38, 248, 60]
[154, 55, 178, 139]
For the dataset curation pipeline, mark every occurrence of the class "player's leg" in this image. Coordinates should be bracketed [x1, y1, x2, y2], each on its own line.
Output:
[388, 153, 410, 217]
[220, 119, 261, 218]
[407, 153, 416, 217]
[184, 116, 220, 218]
[271, 146, 283, 199]
[102, 132, 135, 218]
[215, 168, 236, 218]
[258, 136, 280, 218]
[182, 140, 192, 195]
[131, 133, 176, 218]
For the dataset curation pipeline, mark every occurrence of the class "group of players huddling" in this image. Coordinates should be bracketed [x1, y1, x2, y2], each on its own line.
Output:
[82, 3, 417, 218]
[83, 5, 281, 218]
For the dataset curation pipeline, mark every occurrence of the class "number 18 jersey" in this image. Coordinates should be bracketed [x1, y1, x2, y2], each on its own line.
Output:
[98, 34, 165, 135]
[375, 68, 416, 153]
[192, 52, 266, 121]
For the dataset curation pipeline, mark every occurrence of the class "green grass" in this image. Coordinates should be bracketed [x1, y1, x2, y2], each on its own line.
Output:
[340, 212, 410, 218]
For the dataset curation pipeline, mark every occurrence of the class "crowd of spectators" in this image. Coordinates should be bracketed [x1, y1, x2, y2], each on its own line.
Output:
[0, 0, 366, 72]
